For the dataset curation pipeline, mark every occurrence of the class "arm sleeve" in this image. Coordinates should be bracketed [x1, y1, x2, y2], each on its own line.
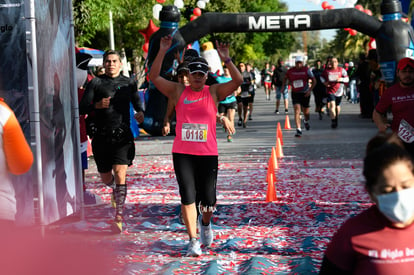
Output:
[3, 106, 33, 175]
[130, 80, 144, 113]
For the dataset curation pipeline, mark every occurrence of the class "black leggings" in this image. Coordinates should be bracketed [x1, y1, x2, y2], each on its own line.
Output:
[173, 153, 218, 208]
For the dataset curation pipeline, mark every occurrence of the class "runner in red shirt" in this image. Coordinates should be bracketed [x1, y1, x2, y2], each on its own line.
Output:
[373, 57, 414, 157]
[282, 56, 316, 137]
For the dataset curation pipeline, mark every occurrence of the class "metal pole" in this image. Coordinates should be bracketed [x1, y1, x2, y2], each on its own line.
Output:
[69, 0, 85, 220]
[27, 0, 45, 236]
[109, 10, 115, 50]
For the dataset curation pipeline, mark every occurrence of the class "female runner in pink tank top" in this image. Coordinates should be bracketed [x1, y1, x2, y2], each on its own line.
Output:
[149, 35, 242, 257]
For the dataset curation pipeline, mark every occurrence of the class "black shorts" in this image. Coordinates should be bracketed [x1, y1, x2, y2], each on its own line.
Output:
[218, 101, 237, 114]
[291, 92, 310, 108]
[240, 96, 254, 106]
[92, 135, 135, 173]
[173, 153, 218, 207]
[236, 95, 242, 103]
[327, 94, 343, 106]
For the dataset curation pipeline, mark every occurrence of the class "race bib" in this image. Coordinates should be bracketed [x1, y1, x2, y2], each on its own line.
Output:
[181, 123, 208, 142]
[328, 74, 339, 82]
[292, 79, 304, 89]
[398, 119, 414, 143]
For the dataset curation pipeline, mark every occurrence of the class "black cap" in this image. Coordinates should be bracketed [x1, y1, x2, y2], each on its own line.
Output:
[188, 57, 209, 75]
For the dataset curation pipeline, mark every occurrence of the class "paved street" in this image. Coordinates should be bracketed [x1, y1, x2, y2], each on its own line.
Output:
[50, 87, 379, 274]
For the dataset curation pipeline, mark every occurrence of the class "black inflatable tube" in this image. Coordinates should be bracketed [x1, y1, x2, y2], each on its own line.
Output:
[180, 9, 382, 44]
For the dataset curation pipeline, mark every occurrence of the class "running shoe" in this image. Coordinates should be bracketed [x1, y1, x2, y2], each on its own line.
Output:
[111, 215, 123, 234]
[227, 135, 233, 142]
[319, 112, 323, 120]
[295, 129, 302, 137]
[249, 116, 252, 120]
[275, 110, 279, 114]
[186, 238, 202, 257]
[304, 121, 310, 130]
[243, 122, 247, 128]
[237, 119, 242, 126]
[285, 109, 288, 114]
[198, 215, 213, 247]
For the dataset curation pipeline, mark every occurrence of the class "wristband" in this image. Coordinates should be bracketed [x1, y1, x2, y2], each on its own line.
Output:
[224, 57, 232, 64]
[219, 116, 225, 123]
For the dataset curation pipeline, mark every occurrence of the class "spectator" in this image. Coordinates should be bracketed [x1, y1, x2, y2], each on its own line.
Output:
[355, 52, 373, 118]
[348, 61, 358, 104]
[0, 98, 33, 230]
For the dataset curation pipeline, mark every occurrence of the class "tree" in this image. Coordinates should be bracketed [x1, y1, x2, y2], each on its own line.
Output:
[325, 0, 381, 62]
[240, 0, 296, 67]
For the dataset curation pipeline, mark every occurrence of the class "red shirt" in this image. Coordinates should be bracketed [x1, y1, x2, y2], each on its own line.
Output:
[324, 206, 414, 275]
[321, 67, 347, 95]
[286, 67, 313, 93]
[375, 83, 414, 132]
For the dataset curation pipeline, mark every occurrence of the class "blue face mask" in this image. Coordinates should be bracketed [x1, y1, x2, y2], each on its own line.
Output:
[376, 187, 414, 224]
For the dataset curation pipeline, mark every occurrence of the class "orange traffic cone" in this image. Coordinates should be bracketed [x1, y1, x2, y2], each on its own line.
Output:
[284, 115, 291, 130]
[277, 122, 283, 146]
[271, 146, 279, 170]
[266, 172, 277, 202]
[276, 137, 284, 158]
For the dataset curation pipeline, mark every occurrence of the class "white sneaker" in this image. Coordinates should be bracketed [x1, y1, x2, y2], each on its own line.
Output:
[198, 215, 213, 247]
[186, 238, 202, 257]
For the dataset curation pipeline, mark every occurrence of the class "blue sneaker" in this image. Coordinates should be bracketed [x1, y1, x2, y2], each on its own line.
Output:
[198, 215, 213, 247]
[186, 238, 201, 257]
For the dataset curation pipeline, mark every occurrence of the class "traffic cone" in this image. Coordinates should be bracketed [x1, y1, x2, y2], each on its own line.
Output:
[277, 122, 283, 146]
[266, 172, 277, 202]
[284, 115, 291, 130]
[271, 146, 278, 170]
[276, 137, 284, 158]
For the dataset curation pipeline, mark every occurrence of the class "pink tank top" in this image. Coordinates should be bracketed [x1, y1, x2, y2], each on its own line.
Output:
[172, 85, 218, 156]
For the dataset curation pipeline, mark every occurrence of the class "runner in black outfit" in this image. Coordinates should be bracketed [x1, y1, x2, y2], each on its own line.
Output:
[79, 50, 144, 233]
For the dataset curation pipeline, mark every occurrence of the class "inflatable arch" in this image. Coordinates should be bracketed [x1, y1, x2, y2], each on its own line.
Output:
[142, 0, 414, 136]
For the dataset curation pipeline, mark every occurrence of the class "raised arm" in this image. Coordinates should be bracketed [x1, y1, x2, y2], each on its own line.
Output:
[148, 35, 183, 98]
[211, 41, 243, 101]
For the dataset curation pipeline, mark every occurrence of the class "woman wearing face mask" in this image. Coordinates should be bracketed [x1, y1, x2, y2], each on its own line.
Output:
[320, 133, 414, 274]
